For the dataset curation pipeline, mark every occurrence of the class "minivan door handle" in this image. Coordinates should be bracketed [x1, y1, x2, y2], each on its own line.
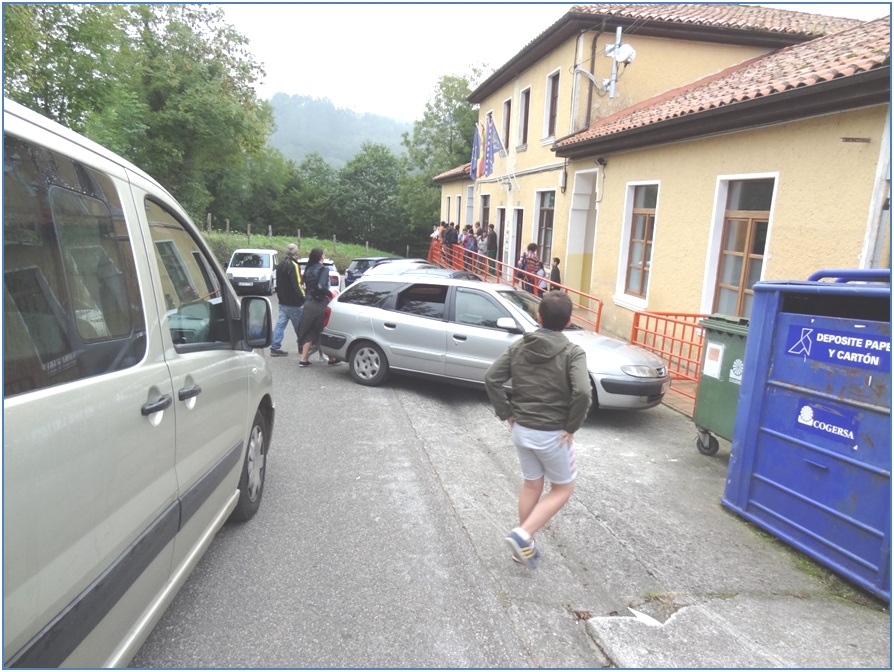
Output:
[141, 394, 173, 416]
[178, 385, 202, 401]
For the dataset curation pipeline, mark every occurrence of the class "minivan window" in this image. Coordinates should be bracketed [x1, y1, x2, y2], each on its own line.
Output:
[3, 134, 147, 397]
[145, 199, 230, 350]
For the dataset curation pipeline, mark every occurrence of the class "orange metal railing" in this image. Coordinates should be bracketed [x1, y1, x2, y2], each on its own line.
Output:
[630, 311, 708, 416]
[428, 240, 602, 332]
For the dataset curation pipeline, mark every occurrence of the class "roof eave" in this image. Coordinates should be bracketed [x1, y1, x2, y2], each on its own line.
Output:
[468, 11, 819, 104]
[553, 67, 891, 159]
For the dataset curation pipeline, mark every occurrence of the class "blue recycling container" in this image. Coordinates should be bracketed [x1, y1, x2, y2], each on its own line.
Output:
[722, 269, 891, 601]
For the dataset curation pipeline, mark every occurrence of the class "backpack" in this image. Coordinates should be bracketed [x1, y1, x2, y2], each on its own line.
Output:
[306, 263, 330, 301]
[446, 227, 458, 245]
[524, 253, 539, 274]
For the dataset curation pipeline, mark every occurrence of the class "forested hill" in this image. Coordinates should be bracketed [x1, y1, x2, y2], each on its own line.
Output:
[268, 92, 413, 168]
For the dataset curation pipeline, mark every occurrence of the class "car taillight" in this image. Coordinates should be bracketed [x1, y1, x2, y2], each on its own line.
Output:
[323, 305, 331, 327]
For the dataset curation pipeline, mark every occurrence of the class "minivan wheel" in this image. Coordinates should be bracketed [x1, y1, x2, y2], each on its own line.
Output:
[350, 342, 388, 386]
[230, 409, 268, 522]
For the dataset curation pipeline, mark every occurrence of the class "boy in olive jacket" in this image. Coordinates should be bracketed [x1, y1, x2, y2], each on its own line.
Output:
[484, 290, 592, 568]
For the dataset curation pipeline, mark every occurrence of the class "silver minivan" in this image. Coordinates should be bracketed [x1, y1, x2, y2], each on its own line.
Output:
[3, 98, 276, 667]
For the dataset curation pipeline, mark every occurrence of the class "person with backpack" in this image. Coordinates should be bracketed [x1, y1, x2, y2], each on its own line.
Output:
[518, 242, 539, 293]
[297, 247, 337, 367]
[269, 243, 305, 356]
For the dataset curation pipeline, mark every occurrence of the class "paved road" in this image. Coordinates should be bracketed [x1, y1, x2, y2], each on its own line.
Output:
[131, 311, 890, 668]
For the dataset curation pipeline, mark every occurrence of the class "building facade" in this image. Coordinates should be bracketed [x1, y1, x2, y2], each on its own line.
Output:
[436, 4, 890, 339]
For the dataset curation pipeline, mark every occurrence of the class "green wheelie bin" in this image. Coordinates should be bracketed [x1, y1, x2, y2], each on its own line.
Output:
[693, 314, 749, 455]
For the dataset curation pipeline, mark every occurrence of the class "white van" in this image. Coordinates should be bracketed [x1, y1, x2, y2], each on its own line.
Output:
[2, 98, 276, 667]
[226, 248, 279, 296]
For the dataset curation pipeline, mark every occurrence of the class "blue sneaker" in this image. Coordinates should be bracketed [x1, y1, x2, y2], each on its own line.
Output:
[505, 530, 540, 568]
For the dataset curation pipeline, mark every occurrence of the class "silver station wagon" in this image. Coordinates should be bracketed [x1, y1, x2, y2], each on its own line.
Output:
[320, 275, 670, 411]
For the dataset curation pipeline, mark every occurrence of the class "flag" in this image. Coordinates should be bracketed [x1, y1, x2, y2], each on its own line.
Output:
[470, 122, 485, 180]
[483, 116, 505, 177]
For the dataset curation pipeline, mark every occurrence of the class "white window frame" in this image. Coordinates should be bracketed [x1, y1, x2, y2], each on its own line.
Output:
[466, 185, 474, 226]
[542, 67, 561, 143]
[501, 98, 511, 155]
[518, 87, 531, 150]
[700, 172, 778, 314]
[613, 180, 660, 312]
[445, 196, 451, 223]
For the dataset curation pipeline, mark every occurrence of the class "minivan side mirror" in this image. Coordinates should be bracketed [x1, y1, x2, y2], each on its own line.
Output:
[243, 296, 273, 349]
[496, 317, 523, 334]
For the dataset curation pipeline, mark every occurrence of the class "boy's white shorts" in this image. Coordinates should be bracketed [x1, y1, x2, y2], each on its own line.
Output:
[511, 423, 578, 484]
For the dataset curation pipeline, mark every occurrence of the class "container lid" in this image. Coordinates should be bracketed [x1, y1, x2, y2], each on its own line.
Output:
[699, 314, 750, 334]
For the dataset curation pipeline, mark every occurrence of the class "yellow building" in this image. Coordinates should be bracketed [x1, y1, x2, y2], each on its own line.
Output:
[436, 4, 890, 339]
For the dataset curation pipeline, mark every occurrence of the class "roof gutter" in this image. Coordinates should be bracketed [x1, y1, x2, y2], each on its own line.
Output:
[553, 67, 891, 159]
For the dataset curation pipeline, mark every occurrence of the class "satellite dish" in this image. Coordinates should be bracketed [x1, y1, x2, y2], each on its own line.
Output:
[615, 44, 636, 65]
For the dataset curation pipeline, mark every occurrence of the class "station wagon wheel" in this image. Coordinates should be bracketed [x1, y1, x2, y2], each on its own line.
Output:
[231, 409, 268, 521]
[350, 341, 389, 386]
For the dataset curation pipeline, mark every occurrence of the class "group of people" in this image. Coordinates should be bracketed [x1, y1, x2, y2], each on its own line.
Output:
[431, 221, 498, 273]
[268, 244, 338, 367]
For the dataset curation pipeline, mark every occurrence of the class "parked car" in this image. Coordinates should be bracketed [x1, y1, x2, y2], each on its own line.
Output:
[320, 275, 670, 411]
[298, 257, 344, 295]
[396, 267, 482, 281]
[361, 259, 435, 277]
[345, 256, 400, 286]
[3, 98, 275, 667]
[226, 248, 279, 295]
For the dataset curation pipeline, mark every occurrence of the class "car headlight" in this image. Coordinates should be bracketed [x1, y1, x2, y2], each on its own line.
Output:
[226, 273, 234, 280]
[621, 364, 661, 378]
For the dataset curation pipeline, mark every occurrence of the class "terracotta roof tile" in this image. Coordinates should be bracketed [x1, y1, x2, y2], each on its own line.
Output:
[570, 3, 864, 36]
[557, 16, 890, 147]
[433, 163, 471, 182]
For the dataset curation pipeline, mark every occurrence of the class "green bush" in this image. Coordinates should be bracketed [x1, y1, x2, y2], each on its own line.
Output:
[201, 231, 403, 272]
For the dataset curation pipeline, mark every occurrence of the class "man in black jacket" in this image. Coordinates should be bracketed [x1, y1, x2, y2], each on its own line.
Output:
[444, 222, 459, 266]
[269, 243, 305, 356]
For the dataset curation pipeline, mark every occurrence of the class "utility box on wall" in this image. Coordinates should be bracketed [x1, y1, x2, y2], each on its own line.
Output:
[722, 269, 891, 601]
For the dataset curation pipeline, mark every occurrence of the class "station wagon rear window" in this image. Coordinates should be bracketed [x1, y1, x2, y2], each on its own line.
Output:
[339, 281, 401, 306]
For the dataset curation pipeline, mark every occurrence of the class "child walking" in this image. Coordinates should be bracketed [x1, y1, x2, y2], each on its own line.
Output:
[484, 291, 592, 568]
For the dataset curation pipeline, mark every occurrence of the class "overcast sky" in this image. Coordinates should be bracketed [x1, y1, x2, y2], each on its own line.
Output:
[221, 3, 891, 121]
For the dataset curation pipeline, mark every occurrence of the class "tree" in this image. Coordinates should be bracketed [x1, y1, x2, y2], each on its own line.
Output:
[122, 5, 274, 218]
[399, 73, 480, 238]
[3, 4, 275, 223]
[337, 143, 407, 251]
[290, 152, 340, 238]
[3, 4, 133, 128]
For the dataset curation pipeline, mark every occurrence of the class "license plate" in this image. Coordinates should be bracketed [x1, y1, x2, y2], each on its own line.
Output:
[238, 282, 253, 287]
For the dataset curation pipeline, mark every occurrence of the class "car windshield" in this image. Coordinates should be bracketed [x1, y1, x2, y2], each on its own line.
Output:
[231, 253, 270, 268]
[496, 289, 539, 327]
